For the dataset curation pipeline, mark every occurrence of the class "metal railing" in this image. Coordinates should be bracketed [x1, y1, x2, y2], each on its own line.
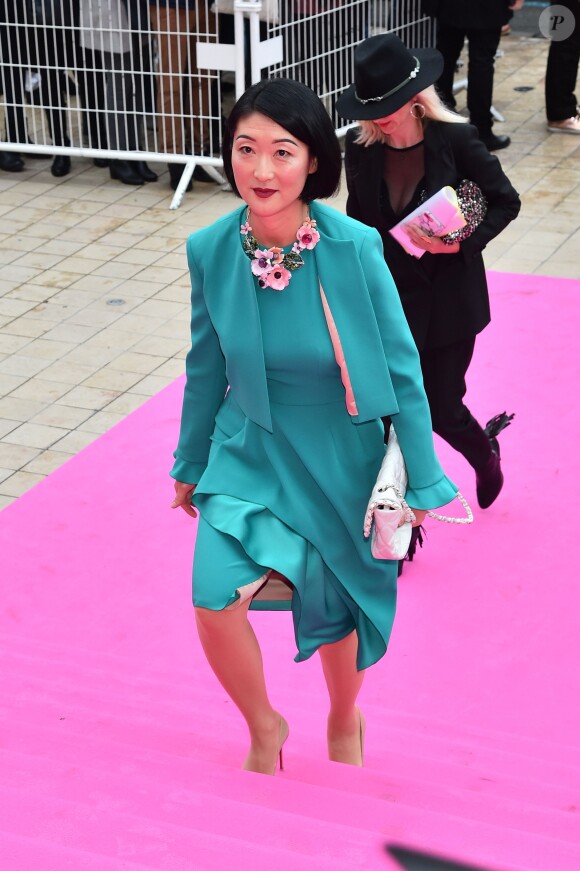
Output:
[0, 1, 434, 207]
[263, 1, 435, 134]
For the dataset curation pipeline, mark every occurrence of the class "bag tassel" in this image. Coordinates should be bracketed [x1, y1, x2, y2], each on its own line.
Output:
[406, 525, 425, 562]
[484, 411, 515, 446]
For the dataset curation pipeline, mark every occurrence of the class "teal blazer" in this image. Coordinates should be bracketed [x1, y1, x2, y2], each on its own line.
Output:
[171, 201, 457, 510]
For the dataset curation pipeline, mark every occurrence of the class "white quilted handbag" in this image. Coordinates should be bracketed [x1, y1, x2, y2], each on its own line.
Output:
[363, 425, 415, 560]
[363, 425, 473, 560]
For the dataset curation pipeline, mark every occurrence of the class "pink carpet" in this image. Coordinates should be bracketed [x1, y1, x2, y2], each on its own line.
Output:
[1, 271, 579, 871]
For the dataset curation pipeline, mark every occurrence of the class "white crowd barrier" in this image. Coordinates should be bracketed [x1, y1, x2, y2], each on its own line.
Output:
[0, 1, 434, 207]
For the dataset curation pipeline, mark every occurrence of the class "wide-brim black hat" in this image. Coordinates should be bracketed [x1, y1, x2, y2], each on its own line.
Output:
[336, 34, 443, 121]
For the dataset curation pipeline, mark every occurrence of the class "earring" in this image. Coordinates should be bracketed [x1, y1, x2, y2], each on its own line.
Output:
[410, 102, 426, 120]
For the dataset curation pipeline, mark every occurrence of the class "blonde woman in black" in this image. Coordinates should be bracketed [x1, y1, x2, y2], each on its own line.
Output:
[337, 36, 519, 555]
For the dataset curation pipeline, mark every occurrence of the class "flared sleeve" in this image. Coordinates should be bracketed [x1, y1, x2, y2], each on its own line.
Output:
[170, 236, 228, 483]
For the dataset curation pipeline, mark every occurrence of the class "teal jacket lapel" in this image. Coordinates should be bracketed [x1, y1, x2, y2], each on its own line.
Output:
[202, 203, 400, 432]
[202, 209, 272, 432]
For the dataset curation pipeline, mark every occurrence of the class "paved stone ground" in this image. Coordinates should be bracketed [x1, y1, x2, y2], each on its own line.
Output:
[0, 33, 579, 510]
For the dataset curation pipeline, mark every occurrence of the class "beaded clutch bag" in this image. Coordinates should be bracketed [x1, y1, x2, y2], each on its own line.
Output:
[413, 179, 487, 246]
[441, 179, 488, 244]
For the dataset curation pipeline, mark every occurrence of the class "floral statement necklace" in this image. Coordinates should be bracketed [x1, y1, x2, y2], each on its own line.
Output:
[240, 211, 320, 290]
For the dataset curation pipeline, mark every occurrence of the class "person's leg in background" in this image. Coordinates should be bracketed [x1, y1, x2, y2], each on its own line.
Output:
[420, 339, 506, 509]
[32, 11, 75, 177]
[0, 11, 29, 171]
[545, 0, 580, 133]
[184, 0, 220, 179]
[150, 2, 191, 190]
[125, 23, 159, 182]
[434, 23, 466, 111]
[464, 26, 509, 150]
[37, 66, 72, 175]
[133, 26, 158, 148]
[79, 47, 109, 152]
[105, 49, 156, 185]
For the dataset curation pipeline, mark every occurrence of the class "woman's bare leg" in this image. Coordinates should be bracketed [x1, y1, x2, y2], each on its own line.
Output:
[195, 601, 287, 773]
[319, 630, 366, 765]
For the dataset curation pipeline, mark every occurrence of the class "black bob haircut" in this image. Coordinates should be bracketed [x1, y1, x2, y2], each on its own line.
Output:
[222, 78, 342, 202]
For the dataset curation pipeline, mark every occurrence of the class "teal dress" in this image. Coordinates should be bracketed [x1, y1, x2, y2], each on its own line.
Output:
[172, 203, 457, 672]
[192, 247, 397, 671]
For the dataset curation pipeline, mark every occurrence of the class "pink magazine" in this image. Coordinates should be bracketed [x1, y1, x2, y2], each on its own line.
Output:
[389, 186, 467, 258]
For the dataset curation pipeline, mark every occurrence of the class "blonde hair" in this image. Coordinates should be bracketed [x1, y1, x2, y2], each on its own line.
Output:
[355, 85, 467, 146]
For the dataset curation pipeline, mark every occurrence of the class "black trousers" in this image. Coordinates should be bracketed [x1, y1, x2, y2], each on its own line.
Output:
[545, 0, 580, 121]
[435, 25, 502, 138]
[0, 18, 28, 143]
[31, 25, 78, 149]
[419, 338, 493, 472]
[79, 49, 142, 152]
[284, 6, 367, 115]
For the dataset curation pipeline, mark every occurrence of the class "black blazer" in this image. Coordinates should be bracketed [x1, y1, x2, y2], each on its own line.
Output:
[344, 121, 521, 350]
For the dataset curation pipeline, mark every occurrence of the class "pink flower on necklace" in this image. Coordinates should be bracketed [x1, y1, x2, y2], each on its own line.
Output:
[296, 221, 320, 250]
[270, 247, 284, 266]
[264, 266, 292, 291]
[240, 210, 320, 291]
[251, 249, 274, 277]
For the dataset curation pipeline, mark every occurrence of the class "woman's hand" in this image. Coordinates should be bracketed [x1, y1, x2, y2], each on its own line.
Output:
[405, 225, 460, 255]
[171, 481, 197, 518]
[409, 508, 427, 528]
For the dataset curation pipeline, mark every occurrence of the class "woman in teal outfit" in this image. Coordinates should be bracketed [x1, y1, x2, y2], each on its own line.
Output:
[171, 78, 457, 776]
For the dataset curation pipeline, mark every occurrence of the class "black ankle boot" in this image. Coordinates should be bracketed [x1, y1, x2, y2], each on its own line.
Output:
[476, 444, 503, 509]
[109, 159, 143, 185]
[476, 412, 514, 509]
[0, 151, 24, 172]
[135, 160, 158, 182]
[51, 155, 71, 177]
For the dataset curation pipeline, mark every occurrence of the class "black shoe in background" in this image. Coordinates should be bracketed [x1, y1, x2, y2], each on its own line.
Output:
[481, 133, 511, 151]
[168, 163, 192, 192]
[109, 159, 144, 185]
[93, 157, 110, 168]
[51, 155, 71, 177]
[0, 151, 24, 172]
[135, 160, 158, 182]
[193, 164, 216, 183]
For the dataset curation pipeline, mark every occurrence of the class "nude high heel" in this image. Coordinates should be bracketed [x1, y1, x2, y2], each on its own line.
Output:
[328, 706, 365, 766]
[276, 715, 289, 774]
[357, 706, 366, 767]
[243, 715, 289, 776]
